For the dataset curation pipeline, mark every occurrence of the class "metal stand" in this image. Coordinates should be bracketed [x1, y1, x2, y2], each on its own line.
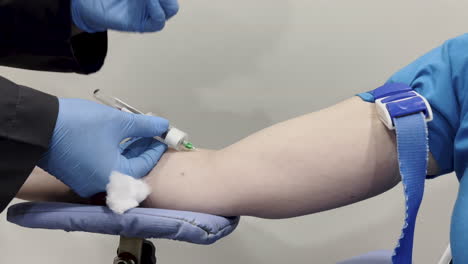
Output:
[114, 237, 157, 264]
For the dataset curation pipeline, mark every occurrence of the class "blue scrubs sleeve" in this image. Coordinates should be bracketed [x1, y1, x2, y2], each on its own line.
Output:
[356, 34, 468, 177]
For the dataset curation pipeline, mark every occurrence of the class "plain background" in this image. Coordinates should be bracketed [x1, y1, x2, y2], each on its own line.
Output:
[0, 0, 465, 263]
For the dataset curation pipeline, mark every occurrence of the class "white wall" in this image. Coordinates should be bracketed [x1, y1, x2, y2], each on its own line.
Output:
[0, 0, 463, 263]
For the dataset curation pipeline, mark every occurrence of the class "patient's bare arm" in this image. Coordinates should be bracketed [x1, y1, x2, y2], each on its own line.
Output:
[142, 97, 434, 218]
[17, 97, 439, 218]
[17, 167, 85, 203]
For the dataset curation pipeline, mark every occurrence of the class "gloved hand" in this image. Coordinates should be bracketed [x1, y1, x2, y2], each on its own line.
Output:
[71, 0, 179, 33]
[38, 98, 169, 197]
[120, 137, 165, 159]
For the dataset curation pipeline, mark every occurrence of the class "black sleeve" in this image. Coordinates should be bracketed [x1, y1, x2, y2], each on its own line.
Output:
[0, 0, 107, 74]
[0, 76, 58, 213]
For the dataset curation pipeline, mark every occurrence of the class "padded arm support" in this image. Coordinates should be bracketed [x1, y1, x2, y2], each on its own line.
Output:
[7, 202, 239, 245]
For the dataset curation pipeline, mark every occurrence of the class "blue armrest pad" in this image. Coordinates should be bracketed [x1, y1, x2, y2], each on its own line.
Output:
[7, 202, 239, 245]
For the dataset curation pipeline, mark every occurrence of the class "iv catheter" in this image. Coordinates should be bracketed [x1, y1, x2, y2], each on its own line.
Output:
[93, 89, 195, 151]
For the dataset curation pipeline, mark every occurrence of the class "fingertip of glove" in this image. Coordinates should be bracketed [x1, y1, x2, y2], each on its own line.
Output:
[150, 140, 168, 152]
[143, 19, 166, 32]
[165, 2, 179, 19]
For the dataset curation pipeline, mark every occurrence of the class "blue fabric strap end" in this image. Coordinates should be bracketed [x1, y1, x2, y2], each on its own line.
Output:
[372, 83, 413, 99]
[358, 82, 413, 103]
[364, 82, 429, 264]
[392, 114, 428, 264]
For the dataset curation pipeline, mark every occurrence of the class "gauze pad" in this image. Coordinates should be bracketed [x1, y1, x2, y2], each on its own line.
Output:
[106, 171, 151, 214]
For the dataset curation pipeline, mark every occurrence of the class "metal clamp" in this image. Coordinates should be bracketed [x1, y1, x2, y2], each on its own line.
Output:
[114, 237, 157, 264]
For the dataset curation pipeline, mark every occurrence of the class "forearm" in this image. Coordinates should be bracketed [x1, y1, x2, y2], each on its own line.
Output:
[16, 167, 85, 203]
[143, 97, 438, 218]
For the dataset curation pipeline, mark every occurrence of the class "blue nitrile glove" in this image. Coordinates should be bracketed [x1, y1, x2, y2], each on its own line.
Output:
[38, 98, 169, 197]
[120, 137, 166, 159]
[358, 33, 468, 263]
[71, 0, 179, 33]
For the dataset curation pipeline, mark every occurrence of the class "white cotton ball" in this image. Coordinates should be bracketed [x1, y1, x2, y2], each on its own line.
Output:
[106, 171, 151, 214]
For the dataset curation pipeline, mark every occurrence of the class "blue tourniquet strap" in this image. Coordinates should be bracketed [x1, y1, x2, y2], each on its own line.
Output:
[392, 113, 428, 264]
[369, 82, 432, 263]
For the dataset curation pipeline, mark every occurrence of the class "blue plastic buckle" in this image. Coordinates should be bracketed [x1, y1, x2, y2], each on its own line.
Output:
[374, 85, 433, 130]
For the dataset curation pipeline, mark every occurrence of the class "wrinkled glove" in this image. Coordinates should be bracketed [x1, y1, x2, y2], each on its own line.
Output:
[38, 98, 169, 197]
[71, 0, 179, 33]
[120, 137, 164, 159]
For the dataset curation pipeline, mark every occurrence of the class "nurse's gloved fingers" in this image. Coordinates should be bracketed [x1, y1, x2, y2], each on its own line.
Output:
[144, 0, 166, 32]
[159, 0, 179, 20]
[121, 113, 169, 140]
[123, 141, 168, 178]
[119, 137, 140, 154]
[120, 137, 160, 158]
